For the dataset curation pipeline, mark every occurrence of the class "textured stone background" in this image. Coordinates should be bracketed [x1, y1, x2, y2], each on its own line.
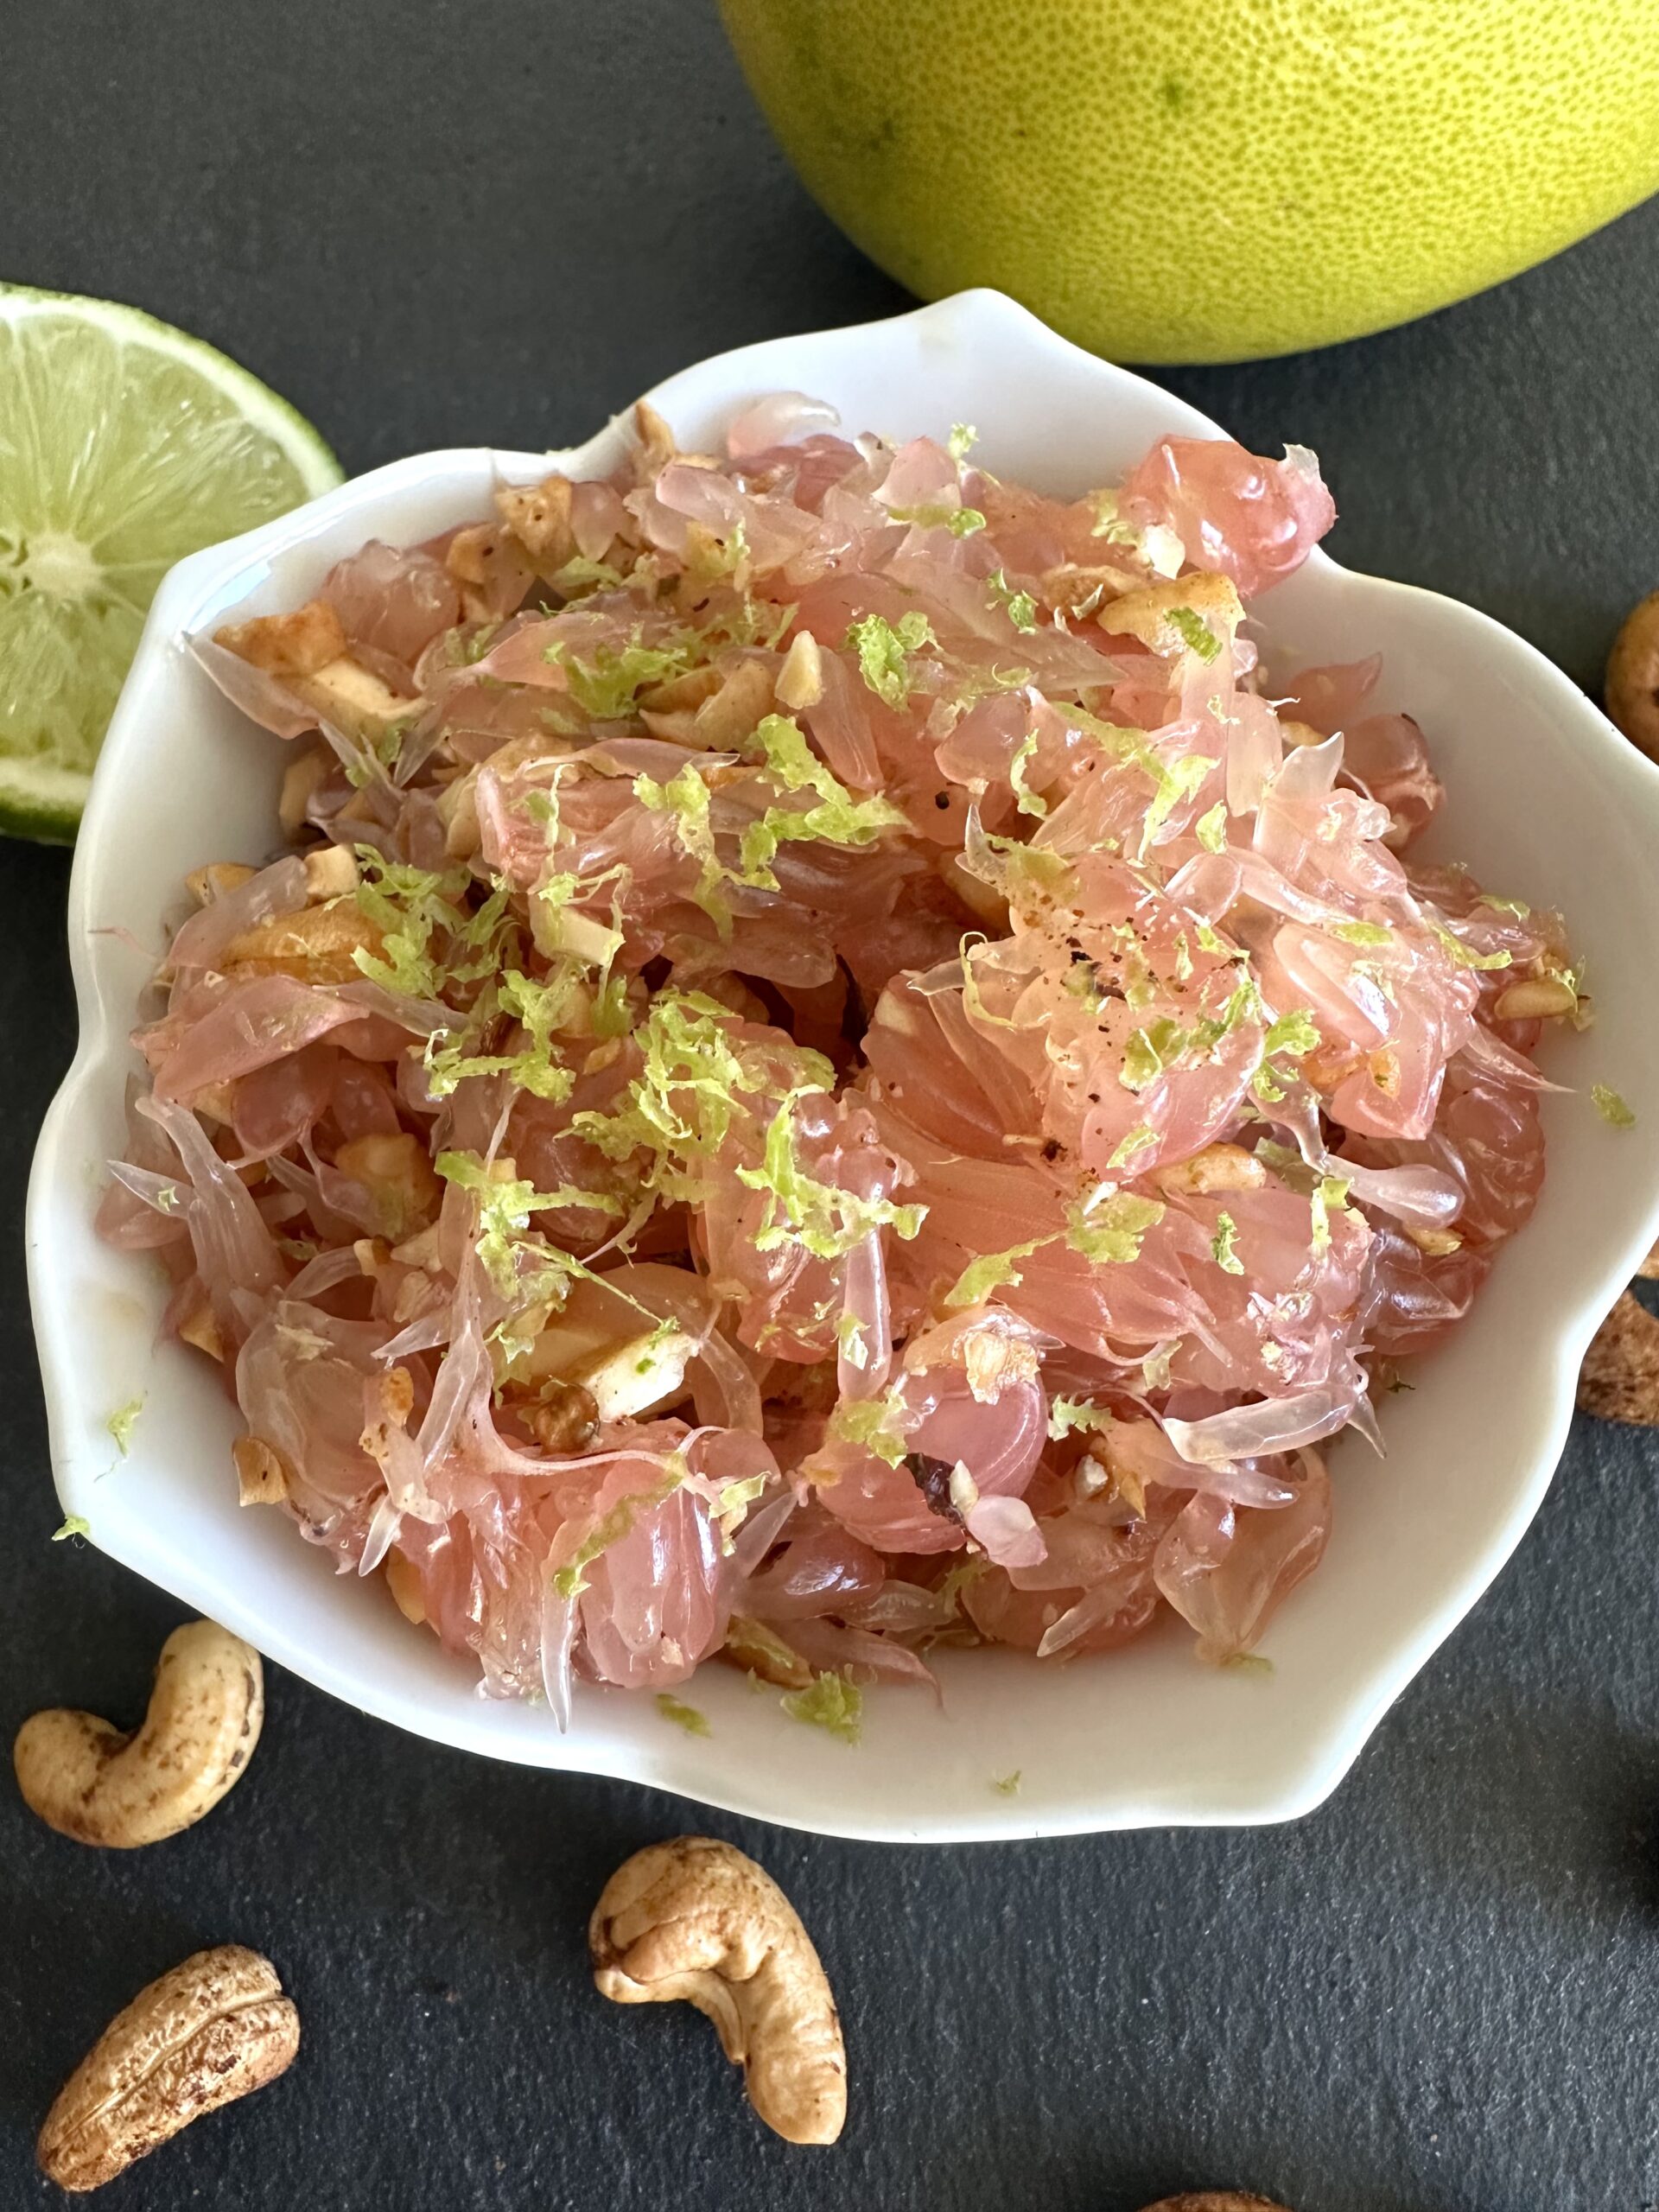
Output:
[3, 5, 1658, 2206]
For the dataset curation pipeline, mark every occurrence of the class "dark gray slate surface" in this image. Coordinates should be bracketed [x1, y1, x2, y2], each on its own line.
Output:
[3, 5, 1658, 2207]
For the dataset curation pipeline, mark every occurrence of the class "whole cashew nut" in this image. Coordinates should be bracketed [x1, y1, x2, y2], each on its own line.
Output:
[590, 1836, 847, 2145]
[14, 1620, 264, 1847]
[37, 1945, 298, 2192]
[1139, 2196, 1294, 2212]
[1605, 588, 1659, 759]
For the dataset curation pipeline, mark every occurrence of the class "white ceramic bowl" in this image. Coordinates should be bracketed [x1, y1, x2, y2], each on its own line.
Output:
[29, 289, 1659, 1842]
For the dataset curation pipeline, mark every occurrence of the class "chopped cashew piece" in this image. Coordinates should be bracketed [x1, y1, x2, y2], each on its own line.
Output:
[566, 1325, 696, 1423]
[291, 655, 413, 745]
[495, 473, 576, 569]
[590, 1836, 847, 2145]
[692, 658, 777, 749]
[1493, 976, 1579, 1022]
[384, 1551, 427, 1625]
[1097, 570, 1243, 656]
[177, 1298, 225, 1363]
[36, 1946, 298, 2192]
[776, 630, 824, 711]
[13, 1620, 264, 1847]
[1403, 1224, 1463, 1257]
[183, 861, 256, 907]
[302, 843, 359, 901]
[632, 399, 678, 483]
[1155, 1142, 1266, 1197]
[232, 1436, 290, 1507]
[279, 747, 332, 839]
[215, 599, 345, 677]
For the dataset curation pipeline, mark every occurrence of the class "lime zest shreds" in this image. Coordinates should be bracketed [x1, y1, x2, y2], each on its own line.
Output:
[948, 423, 977, 461]
[827, 1390, 910, 1467]
[1166, 605, 1221, 663]
[944, 1233, 1055, 1309]
[544, 631, 692, 721]
[435, 1149, 594, 1302]
[1426, 918, 1512, 971]
[353, 849, 469, 1000]
[105, 1396, 144, 1456]
[1263, 1008, 1321, 1059]
[1478, 893, 1530, 918]
[1065, 1192, 1166, 1266]
[632, 760, 732, 934]
[425, 966, 582, 1103]
[737, 1092, 926, 1262]
[781, 1669, 863, 1744]
[1143, 752, 1217, 853]
[1046, 1397, 1115, 1441]
[892, 502, 985, 536]
[571, 990, 832, 1216]
[1211, 1212, 1244, 1274]
[987, 569, 1039, 632]
[550, 1468, 686, 1599]
[990, 1771, 1022, 1796]
[845, 610, 937, 709]
[738, 715, 909, 883]
[1086, 491, 1183, 575]
[550, 554, 626, 598]
[52, 1514, 91, 1542]
[1007, 730, 1048, 818]
[655, 1692, 711, 1737]
[1329, 919, 1394, 947]
[1108, 1123, 1159, 1171]
[1068, 706, 1217, 857]
[1195, 801, 1228, 853]
[1309, 1173, 1351, 1257]
[1592, 1083, 1637, 1128]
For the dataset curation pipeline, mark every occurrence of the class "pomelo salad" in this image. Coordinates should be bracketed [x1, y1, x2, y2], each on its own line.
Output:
[99, 397, 1580, 1725]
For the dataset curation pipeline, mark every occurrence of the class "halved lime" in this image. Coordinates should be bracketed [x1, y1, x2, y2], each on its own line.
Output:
[0, 286, 343, 842]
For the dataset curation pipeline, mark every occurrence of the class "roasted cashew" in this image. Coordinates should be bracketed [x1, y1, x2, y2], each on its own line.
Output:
[590, 1836, 847, 2145]
[37, 1945, 298, 2191]
[1605, 588, 1659, 759]
[14, 1620, 264, 1847]
[1578, 1290, 1659, 1425]
[1139, 2196, 1294, 2212]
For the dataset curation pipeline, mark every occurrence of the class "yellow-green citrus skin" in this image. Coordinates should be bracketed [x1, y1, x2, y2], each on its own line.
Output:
[719, 0, 1659, 363]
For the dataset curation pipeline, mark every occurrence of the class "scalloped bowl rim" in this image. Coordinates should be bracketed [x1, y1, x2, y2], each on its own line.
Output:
[28, 289, 1659, 1842]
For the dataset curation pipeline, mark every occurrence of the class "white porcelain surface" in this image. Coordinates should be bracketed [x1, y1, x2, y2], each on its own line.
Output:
[29, 290, 1659, 1842]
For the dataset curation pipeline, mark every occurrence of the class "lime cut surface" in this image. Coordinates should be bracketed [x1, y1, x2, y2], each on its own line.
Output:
[0, 287, 341, 842]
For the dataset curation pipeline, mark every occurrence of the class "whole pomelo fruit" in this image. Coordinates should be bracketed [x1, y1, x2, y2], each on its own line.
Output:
[718, 0, 1659, 362]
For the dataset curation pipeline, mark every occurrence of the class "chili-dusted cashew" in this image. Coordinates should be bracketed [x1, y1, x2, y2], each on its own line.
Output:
[590, 1836, 847, 2145]
[14, 1621, 263, 1847]
[37, 1946, 298, 2192]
